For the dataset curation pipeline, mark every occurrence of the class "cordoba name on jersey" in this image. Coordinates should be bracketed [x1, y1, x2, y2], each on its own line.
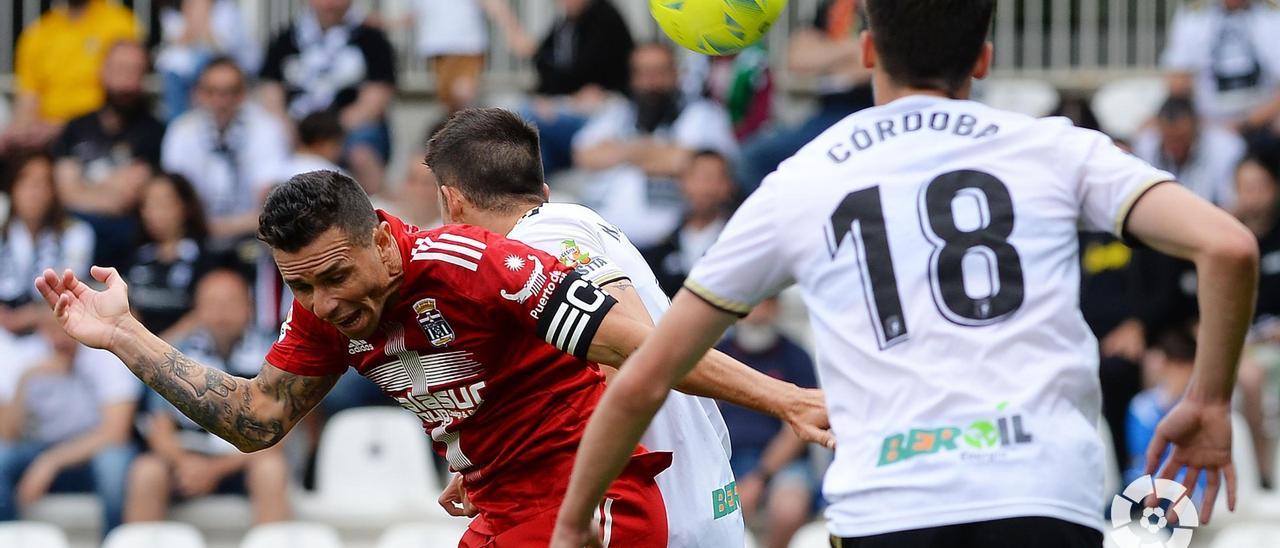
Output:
[825, 108, 1001, 163]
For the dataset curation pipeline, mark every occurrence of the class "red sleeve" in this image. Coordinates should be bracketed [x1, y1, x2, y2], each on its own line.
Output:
[440, 226, 618, 359]
[264, 300, 348, 376]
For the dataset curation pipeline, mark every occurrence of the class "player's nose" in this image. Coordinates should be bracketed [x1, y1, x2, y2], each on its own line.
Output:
[313, 289, 342, 322]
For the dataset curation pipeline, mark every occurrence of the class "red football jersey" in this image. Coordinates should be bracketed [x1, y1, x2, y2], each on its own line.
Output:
[266, 211, 625, 531]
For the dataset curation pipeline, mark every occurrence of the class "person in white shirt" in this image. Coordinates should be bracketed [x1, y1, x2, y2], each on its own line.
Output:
[0, 310, 140, 535]
[1134, 96, 1247, 207]
[1162, 0, 1280, 131]
[404, 0, 528, 113]
[162, 57, 289, 246]
[642, 150, 737, 298]
[573, 43, 738, 248]
[552, 1, 1259, 547]
[425, 108, 826, 547]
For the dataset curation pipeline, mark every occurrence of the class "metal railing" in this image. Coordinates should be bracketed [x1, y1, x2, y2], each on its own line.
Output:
[1, 0, 1188, 94]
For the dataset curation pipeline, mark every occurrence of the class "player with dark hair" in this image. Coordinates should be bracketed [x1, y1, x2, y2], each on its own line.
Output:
[430, 107, 782, 546]
[553, 0, 1258, 546]
[34, 167, 829, 546]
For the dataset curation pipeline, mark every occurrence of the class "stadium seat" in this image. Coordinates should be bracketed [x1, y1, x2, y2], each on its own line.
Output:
[240, 521, 343, 548]
[0, 521, 69, 548]
[375, 521, 471, 548]
[294, 407, 449, 529]
[20, 494, 101, 538]
[1208, 522, 1280, 548]
[744, 531, 760, 548]
[788, 520, 830, 548]
[975, 78, 1061, 118]
[1090, 76, 1167, 140]
[102, 522, 206, 548]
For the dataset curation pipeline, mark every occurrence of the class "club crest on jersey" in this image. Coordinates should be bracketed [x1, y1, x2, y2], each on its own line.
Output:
[413, 298, 456, 347]
[500, 254, 548, 304]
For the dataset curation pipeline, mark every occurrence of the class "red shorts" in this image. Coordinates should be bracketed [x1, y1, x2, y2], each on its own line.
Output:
[460, 452, 671, 548]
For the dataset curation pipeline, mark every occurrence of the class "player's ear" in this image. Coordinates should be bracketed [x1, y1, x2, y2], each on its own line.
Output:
[374, 221, 400, 274]
[440, 184, 468, 224]
[972, 42, 994, 80]
[541, 183, 551, 201]
[860, 30, 876, 70]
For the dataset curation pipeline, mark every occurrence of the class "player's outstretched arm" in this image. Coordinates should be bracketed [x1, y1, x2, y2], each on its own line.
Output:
[1126, 182, 1259, 522]
[35, 267, 338, 453]
[590, 281, 833, 447]
[552, 290, 736, 548]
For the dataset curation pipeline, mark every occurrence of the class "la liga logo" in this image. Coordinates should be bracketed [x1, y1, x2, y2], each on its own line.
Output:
[1108, 475, 1199, 548]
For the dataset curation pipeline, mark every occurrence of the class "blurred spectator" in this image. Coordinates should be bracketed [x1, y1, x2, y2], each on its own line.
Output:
[1, 0, 139, 153]
[260, 0, 397, 194]
[163, 58, 289, 246]
[127, 173, 213, 339]
[1079, 232, 1144, 479]
[155, 0, 262, 121]
[524, 0, 634, 174]
[125, 270, 289, 524]
[280, 111, 347, 179]
[1163, 0, 1280, 133]
[573, 43, 737, 248]
[1124, 326, 1209, 496]
[51, 41, 163, 268]
[1134, 97, 1246, 207]
[0, 311, 139, 535]
[0, 153, 95, 340]
[403, 0, 529, 113]
[643, 150, 736, 297]
[1233, 155, 1280, 487]
[715, 298, 819, 548]
[736, 0, 873, 194]
[681, 44, 774, 141]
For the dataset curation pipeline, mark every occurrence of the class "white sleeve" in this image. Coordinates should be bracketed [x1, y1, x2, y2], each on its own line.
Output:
[160, 121, 184, 175]
[1069, 127, 1176, 236]
[78, 347, 142, 405]
[672, 101, 739, 160]
[1161, 9, 1201, 71]
[684, 179, 793, 315]
[512, 211, 629, 287]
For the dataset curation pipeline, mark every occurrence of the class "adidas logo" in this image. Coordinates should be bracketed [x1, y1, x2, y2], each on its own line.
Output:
[349, 339, 374, 355]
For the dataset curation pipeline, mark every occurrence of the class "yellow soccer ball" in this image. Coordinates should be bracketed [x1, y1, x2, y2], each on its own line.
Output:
[650, 0, 786, 56]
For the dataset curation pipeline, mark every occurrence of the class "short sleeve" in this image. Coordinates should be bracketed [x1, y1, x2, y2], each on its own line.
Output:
[264, 302, 348, 376]
[78, 347, 142, 405]
[13, 25, 41, 94]
[684, 180, 793, 316]
[1070, 127, 1176, 237]
[449, 228, 617, 359]
[246, 112, 290, 189]
[510, 212, 629, 287]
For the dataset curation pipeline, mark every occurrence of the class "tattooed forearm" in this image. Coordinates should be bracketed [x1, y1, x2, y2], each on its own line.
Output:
[122, 347, 333, 452]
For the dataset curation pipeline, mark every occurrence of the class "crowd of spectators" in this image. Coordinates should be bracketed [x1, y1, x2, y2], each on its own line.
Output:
[1, 0, 1280, 545]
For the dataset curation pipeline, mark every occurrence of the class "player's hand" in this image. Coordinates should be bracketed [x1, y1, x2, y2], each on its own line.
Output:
[438, 473, 478, 517]
[783, 387, 835, 449]
[16, 456, 60, 505]
[175, 454, 222, 497]
[34, 267, 134, 351]
[1144, 399, 1236, 524]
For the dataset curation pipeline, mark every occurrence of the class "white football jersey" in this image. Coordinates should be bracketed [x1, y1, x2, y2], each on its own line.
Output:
[507, 202, 744, 547]
[685, 95, 1174, 537]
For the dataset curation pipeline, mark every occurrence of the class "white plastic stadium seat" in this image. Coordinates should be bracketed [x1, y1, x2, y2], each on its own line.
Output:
[1091, 76, 1168, 140]
[103, 522, 206, 548]
[294, 407, 448, 528]
[1209, 523, 1280, 548]
[376, 521, 471, 548]
[240, 521, 343, 548]
[0, 521, 69, 548]
[975, 78, 1061, 118]
[788, 520, 831, 548]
